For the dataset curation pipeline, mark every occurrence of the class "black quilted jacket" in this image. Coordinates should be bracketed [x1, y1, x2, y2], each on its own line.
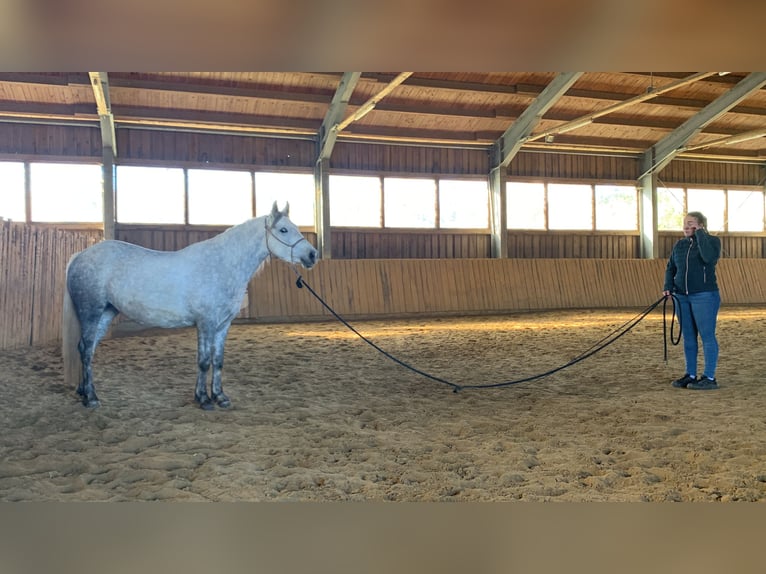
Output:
[663, 229, 721, 295]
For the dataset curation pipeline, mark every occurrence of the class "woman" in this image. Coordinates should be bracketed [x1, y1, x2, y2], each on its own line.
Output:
[662, 211, 722, 390]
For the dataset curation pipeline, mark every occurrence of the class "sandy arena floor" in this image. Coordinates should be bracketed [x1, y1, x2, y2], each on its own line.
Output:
[1, 306, 765, 502]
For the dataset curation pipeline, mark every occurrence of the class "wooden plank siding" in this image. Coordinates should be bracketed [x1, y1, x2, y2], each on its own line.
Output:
[658, 233, 764, 260]
[0, 221, 101, 349]
[0, 124, 101, 160]
[659, 160, 765, 187]
[507, 151, 639, 181]
[4, 125, 766, 351]
[245, 258, 766, 323]
[3, 126, 765, 189]
[4, 221, 766, 351]
[115, 130, 317, 169]
[117, 225, 644, 260]
[117, 225, 764, 262]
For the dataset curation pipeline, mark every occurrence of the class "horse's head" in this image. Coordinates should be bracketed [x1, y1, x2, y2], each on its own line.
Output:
[266, 201, 318, 268]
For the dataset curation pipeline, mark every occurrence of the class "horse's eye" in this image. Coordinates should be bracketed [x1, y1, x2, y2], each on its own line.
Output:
[280, 227, 288, 233]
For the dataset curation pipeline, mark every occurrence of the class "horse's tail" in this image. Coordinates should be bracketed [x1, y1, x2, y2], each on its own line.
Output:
[62, 256, 82, 389]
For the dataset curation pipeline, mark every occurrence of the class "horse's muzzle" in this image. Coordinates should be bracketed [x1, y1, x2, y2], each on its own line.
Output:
[301, 248, 318, 268]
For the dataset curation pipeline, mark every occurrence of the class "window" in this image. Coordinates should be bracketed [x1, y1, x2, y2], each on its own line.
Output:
[728, 189, 764, 232]
[658, 187, 685, 231]
[329, 175, 381, 227]
[30, 162, 103, 223]
[188, 169, 253, 225]
[595, 185, 637, 230]
[507, 182, 545, 229]
[117, 166, 185, 224]
[547, 183, 592, 230]
[383, 177, 436, 228]
[439, 179, 488, 228]
[0, 162, 25, 222]
[255, 172, 314, 226]
[687, 188, 724, 232]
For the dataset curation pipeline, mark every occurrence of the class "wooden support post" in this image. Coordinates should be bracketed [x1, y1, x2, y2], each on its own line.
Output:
[314, 157, 331, 259]
[102, 146, 116, 240]
[489, 165, 507, 258]
[638, 157, 658, 259]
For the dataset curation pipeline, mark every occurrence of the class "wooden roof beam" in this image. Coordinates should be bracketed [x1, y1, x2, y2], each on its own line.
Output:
[527, 72, 719, 144]
[641, 72, 766, 177]
[683, 126, 766, 152]
[492, 72, 583, 168]
[89, 72, 117, 155]
[317, 72, 361, 160]
[107, 76, 332, 104]
[362, 72, 766, 116]
[335, 72, 412, 132]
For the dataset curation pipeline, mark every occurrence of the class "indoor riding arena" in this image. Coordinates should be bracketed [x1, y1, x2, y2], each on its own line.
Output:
[2, 72, 766, 503]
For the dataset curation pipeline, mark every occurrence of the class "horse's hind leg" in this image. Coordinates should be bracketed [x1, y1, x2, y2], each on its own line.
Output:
[77, 306, 119, 408]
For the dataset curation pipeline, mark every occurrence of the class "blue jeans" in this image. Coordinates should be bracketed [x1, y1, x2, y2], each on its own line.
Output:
[675, 291, 721, 379]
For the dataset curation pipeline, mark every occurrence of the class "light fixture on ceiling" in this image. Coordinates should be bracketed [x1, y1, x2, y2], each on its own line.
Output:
[646, 72, 655, 94]
[545, 134, 555, 143]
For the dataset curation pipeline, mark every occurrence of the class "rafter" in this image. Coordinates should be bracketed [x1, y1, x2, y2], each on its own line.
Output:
[335, 72, 412, 132]
[641, 72, 766, 177]
[89, 72, 117, 155]
[317, 72, 361, 160]
[493, 72, 583, 168]
[682, 126, 766, 152]
[526, 72, 719, 143]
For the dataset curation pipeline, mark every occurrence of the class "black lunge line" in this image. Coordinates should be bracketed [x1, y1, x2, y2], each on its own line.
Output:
[293, 268, 681, 393]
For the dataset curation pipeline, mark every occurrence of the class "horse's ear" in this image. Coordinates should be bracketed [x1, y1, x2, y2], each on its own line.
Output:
[268, 201, 280, 227]
[282, 201, 290, 217]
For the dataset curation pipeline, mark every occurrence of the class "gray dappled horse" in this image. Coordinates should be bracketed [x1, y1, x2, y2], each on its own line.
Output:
[63, 201, 317, 410]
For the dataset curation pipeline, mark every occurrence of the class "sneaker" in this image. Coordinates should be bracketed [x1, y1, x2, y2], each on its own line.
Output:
[672, 373, 696, 388]
[688, 376, 719, 390]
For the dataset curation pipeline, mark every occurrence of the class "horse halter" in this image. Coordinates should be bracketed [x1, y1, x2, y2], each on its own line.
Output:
[264, 217, 310, 262]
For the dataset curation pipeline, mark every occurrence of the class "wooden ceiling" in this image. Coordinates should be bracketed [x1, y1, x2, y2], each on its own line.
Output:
[2, 72, 766, 165]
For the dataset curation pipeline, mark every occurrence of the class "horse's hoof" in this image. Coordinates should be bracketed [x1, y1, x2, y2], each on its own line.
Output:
[213, 394, 231, 408]
[82, 398, 100, 408]
[196, 394, 215, 410]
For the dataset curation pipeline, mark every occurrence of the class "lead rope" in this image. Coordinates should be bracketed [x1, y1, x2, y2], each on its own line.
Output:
[663, 293, 682, 361]
[293, 267, 681, 392]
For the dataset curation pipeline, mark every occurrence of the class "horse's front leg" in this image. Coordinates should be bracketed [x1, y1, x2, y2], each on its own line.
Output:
[195, 327, 214, 410]
[210, 323, 233, 408]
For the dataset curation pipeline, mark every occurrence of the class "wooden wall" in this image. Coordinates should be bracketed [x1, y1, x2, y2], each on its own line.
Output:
[330, 229, 491, 259]
[507, 151, 638, 181]
[0, 124, 101, 159]
[117, 225, 644, 260]
[657, 233, 765, 259]
[116, 130, 317, 169]
[246, 258, 766, 323]
[0, 221, 101, 349]
[115, 225, 233, 251]
[3, 125, 764, 189]
[659, 159, 765, 187]
[118, 225, 766, 261]
[332, 141, 490, 175]
[4, 125, 766, 350]
[5, 219, 766, 352]
[507, 232, 640, 259]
